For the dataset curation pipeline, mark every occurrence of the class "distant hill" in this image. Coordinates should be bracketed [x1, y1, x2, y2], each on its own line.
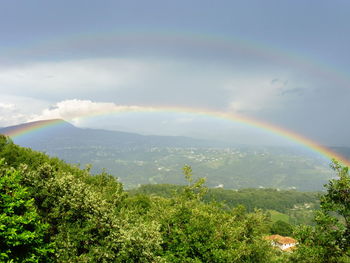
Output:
[0, 120, 335, 190]
[0, 119, 225, 150]
[128, 184, 319, 225]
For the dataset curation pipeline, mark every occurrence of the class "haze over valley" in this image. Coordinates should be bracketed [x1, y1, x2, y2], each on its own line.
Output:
[0, 119, 340, 191]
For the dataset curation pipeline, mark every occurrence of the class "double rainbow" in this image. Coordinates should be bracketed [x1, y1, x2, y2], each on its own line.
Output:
[1, 30, 349, 166]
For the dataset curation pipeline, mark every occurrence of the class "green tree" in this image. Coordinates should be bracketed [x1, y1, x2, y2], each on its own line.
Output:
[154, 165, 275, 262]
[292, 160, 350, 263]
[0, 159, 52, 262]
[21, 163, 162, 262]
[270, 220, 293, 236]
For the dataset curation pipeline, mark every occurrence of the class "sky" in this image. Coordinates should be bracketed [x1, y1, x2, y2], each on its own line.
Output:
[0, 0, 349, 146]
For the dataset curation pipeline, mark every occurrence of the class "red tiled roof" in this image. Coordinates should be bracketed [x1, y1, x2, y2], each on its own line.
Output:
[265, 234, 297, 245]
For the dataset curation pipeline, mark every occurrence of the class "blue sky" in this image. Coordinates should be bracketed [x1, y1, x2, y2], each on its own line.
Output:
[0, 1, 349, 146]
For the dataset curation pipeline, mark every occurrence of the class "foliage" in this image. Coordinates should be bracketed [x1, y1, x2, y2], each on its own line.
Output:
[292, 160, 350, 263]
[130, 184, 318, 213]
[129, 183, 319, 226]
[147, 166, 275, 262]
[20, 162, 162, 262]
[0, 159, 52, 262]
[3, 134, 348, 262]
[270, 220, 293, 236]
[0, 135, 163, 262]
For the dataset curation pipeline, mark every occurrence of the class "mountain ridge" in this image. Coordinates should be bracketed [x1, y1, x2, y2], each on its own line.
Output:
[0, 119, 228, 149]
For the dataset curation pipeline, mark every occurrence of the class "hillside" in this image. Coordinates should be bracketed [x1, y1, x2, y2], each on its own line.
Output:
[0, 119, 221, 149]
[129, 184, 319, 225]
[0, 120, 335, 190]
[0, 136, 349, 262]
[0, 135, 285, 262]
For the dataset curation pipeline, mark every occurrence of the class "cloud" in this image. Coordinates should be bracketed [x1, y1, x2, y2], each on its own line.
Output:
[30, 99, 154, 124]
[0, 55, 349, 146]
[1, 97, 349, 146]
[0, 58, 145, 100]
[0, 103, 15, 110]
[0, 103, 27, 127]
[0, 58, 285, 111]
[174, 117, 195, 124]
[28, 99, 203, 137]
[225, 77, 291, 113]
[0, 95, 51, 127]
[270, 78, 305, 96]
[0, 56, 335, 119]
[280, 88, 304, 96]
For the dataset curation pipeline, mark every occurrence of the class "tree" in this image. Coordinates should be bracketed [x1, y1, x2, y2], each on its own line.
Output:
[154, 165, 275, 262]
[292, 160, 350, 263]
[22, 163, 162, 262]
[270, 220, 293, 236]
[0, 159, 52, 262]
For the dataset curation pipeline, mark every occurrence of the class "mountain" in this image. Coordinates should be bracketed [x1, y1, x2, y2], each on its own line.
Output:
[0, 119, 224, 150]
[0, 120, 334, 190]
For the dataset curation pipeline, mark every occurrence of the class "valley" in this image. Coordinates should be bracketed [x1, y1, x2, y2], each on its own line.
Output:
[0, 120, 335, 191]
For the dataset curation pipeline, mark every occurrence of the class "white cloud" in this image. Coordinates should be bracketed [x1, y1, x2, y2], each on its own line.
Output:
[0, 103, 15, 110]
[0, 103, 27, 127]
[224, 76, 289, 113]
[227, 77, 276, 112]
[30, 99, 157, 125]
[0, 95, 51, 127]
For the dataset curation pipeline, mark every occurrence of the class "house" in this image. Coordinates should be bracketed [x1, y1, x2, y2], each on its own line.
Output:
[265, 234, 297, 251]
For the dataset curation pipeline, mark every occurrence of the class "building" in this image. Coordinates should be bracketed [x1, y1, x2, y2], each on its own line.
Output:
[265, 234, 297, 251]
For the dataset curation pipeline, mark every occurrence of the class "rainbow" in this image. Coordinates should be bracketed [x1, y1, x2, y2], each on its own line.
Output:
[2, 119, 67, 139]
[3, 30, 350, 88]
[2, 106, 350, 167]
[1, 30, 349, 166]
